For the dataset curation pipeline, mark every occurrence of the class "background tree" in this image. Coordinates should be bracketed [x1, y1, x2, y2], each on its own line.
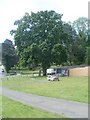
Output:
[85, 47, 90, 65]
[2, 39, 18, 73]
[73, 17, 88, 34]
[72, 17, 88, 65]
[85, 23, 90, 65]
[62, 23, 77, 65]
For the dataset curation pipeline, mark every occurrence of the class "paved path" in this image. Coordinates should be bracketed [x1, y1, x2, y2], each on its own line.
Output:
[0, 87, 88, 118]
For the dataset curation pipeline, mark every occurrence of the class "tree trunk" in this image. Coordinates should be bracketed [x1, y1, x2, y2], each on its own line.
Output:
[5, 56, 10, 73]
[43, 68, 46, 76]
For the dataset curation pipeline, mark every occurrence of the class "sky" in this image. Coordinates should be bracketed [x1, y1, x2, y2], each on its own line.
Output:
[0, 0, 89, 43]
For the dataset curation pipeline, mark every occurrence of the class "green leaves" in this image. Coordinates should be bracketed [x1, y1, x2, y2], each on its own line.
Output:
[2, 39, 18, 72]
[20, 43, 40, 69]
[52, 44, 67, 65]
[85, 47, 90, 65]
[11, 10, 64, 71]
[73, 17, 88, 34]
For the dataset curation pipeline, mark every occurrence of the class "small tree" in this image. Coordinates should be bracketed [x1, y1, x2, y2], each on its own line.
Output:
[2, 39, 18, 73]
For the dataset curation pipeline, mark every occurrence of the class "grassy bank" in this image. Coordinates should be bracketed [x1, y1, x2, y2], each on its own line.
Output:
[2, 96, 65, 118]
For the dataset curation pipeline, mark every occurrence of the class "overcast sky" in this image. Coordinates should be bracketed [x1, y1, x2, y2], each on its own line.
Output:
[0, 0, 89, 43]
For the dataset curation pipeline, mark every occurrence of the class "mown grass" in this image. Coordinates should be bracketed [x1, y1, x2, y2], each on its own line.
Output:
[2, 95, 65, 118]
[0, 80, 2, 87]
[9, 69, 43, 76]
[2, 75, 46, 86]
[0, 95, 2, 119]
[11, 76, 88, 103]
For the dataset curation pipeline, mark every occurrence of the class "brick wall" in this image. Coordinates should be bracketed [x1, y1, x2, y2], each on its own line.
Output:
[69, 66, 89, 77]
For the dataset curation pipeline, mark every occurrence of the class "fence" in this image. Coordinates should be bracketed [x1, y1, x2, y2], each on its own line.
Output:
[69, 66, 89, 77]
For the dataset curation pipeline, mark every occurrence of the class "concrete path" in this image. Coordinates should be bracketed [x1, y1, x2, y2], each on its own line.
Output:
[0, 87, 88, 118]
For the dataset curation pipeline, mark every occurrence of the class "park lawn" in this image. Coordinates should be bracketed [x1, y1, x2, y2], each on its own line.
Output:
[11, 76, 88, 103]
[0, 80, 2, 87]
[2, 95, 65, 118]
[9, 69, 43, 76]
[2, 76, 46, 86]
[0, 95, 2, 119]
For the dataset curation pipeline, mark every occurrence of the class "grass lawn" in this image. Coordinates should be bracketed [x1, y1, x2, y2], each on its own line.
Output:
[2, 75, 46, 86]
[11, 76, 88, 103]
[0, 95, 2, 119]
[9, 69, 43, 76]
[0, 80, 2, 87]
[2, 95, 65, 118]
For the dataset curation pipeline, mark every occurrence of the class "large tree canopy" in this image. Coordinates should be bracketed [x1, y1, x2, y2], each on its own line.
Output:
[11, 10, 68, 75]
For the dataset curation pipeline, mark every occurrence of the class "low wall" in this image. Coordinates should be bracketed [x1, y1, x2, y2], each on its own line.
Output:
[69, 66, 89, 77]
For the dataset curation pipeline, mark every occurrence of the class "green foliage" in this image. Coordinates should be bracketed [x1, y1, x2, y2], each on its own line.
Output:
[73, 17, 88, 35]
[11, 11, 65, 75]
[2, 39, 18, 73]
[63, 23, 77, 65]
[52, 43, 67, 65]
[85, 47, 90, 65]
[71, 17, 88, 65]
[39, 42, 51, 72]
[72, 39, 86, 65]
[21, 43, 40, 69]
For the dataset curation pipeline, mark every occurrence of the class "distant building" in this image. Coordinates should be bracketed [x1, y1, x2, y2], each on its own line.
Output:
[51, 65, 89, 77]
